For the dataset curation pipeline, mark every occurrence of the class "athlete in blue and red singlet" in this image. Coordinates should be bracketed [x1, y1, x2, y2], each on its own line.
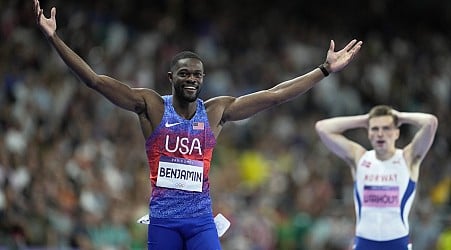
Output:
[316, 105, 438, 250]
[145, 96, 220, 249]
[33, 1, 362, 248]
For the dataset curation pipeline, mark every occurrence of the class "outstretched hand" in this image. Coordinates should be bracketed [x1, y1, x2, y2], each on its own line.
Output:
[325, 39, 363, 73]
[33, 0, 56, 37]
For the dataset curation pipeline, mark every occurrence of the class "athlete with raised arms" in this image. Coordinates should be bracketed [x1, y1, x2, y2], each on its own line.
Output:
[315, 105, 438, 250]
[33, 0, 362, 248]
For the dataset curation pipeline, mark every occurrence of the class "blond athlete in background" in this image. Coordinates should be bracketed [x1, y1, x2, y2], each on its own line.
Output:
[315, 105, 438, 250]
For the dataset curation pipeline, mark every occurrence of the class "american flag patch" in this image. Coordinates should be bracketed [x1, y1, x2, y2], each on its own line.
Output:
[193, 122, 204, 130]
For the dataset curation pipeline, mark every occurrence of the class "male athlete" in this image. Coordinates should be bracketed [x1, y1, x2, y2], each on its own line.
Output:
[33, 0, 362, 248]
[315, 105, 438, 250]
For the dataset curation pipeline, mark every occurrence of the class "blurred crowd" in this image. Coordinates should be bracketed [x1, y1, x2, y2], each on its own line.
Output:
[1, 0, 450, 249]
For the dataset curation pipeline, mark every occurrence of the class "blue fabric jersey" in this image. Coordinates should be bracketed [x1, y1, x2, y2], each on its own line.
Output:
[145, 95, 216, 218]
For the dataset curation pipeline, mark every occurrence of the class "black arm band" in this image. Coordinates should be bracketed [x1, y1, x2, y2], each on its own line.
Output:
[318, 64, 330, 77]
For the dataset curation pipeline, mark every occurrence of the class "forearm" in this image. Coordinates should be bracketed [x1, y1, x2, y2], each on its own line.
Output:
[397, 112, 438, 128]
[48, 33, 98, 87]
[316, 114, 368, 133]
[269, 68, 325, 101]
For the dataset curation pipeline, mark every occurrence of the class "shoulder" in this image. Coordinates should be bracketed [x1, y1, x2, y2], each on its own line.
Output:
[354, 150, 371, 165]
[133, 88, 164, 119]
[354, 147, 370, 162]
[136, 88, 164, 105]
[204, 95, 235, 109]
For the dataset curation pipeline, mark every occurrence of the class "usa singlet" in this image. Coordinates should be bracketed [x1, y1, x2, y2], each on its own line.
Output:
[353, 149, 415, 250]
[146, 95, 216, 219]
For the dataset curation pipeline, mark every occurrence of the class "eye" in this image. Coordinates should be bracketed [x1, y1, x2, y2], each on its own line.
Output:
[178, 72, 188, 78]
[193, 72, 204, 78]
[383, 126, 394, 131]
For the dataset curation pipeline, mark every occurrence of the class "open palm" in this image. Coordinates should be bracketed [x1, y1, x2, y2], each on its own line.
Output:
[33, 0, 57, 37]
[326, 39, 362, 73]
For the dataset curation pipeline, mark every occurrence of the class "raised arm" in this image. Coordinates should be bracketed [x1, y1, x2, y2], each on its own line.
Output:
[395, 111, 438, 168]
[215, 39, 363, 122]
[315, 115, 368, 171]
[33, 0, 153, 114]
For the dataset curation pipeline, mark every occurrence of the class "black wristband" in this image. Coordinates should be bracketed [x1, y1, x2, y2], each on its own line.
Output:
[318, 64, 330, 77]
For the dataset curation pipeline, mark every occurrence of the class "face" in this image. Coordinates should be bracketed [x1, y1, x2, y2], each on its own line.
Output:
[368, 115, 399, 153]
[168, 58, 204, 102]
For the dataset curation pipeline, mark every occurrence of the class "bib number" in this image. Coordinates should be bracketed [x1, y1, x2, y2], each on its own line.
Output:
[363, 185, 399, 207]
[156, 156, 204, 192]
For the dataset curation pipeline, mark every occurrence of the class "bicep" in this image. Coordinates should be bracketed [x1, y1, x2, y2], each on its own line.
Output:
[92, 75, 149, 113]
[403, 122, 438, 165]
[221, 90, 281, 122]
[316, 128, 365, 167]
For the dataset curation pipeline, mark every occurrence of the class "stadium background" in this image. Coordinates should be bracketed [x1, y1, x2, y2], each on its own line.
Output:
[1, 0, 450, 249]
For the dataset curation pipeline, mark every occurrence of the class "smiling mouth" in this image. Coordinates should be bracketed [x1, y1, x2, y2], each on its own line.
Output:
[183, 86, 197, 94]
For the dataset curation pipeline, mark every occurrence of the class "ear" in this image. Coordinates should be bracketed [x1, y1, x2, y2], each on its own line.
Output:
[168, 72, 173, 82]
[395, 127, 400, 139]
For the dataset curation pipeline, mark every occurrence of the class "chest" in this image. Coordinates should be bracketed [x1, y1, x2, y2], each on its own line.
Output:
[356, 156, 409, 187]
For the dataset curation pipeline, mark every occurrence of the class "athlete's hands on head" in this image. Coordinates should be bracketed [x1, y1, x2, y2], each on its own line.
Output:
[33, 0, 56, 37]
[325, 39, 363, 73]
[390, 109, 403, 127]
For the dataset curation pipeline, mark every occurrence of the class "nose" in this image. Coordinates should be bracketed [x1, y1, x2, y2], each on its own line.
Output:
[187, 73, 197, 81]
[185, 76, 198, 85]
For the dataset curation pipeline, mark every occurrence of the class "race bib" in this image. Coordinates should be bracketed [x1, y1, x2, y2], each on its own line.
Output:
[156, 156, 204, 192]
[363, 185, 399, 207]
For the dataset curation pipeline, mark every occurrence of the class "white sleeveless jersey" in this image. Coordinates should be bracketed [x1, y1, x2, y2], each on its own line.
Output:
[354, 149, 416, 241]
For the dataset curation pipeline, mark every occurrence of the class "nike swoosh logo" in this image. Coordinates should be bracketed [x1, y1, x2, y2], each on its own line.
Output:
[165, 121, 182, 128]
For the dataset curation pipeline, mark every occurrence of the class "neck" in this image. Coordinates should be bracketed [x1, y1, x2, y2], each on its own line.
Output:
[172, 96, 197, 119]
[375, 148, 396, 161]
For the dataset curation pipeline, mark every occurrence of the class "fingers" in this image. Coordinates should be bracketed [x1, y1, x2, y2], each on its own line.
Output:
[35, 0, 40, 13]
[350, 41, 363, 55]
[348, 41, 363, 63]
[329, 40, 335, 52]
[33, 0, 41, 22]
[51, 7, 56, 20]
[343, 39, 358, 52]
[37, 9, 42, 24]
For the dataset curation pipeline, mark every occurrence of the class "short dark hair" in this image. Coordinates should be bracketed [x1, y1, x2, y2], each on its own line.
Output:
[170, 51, 203, 71]
[368, 105, 399, 126]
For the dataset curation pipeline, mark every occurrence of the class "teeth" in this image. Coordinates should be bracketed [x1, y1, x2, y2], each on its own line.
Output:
[185, 86, 196, 90]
